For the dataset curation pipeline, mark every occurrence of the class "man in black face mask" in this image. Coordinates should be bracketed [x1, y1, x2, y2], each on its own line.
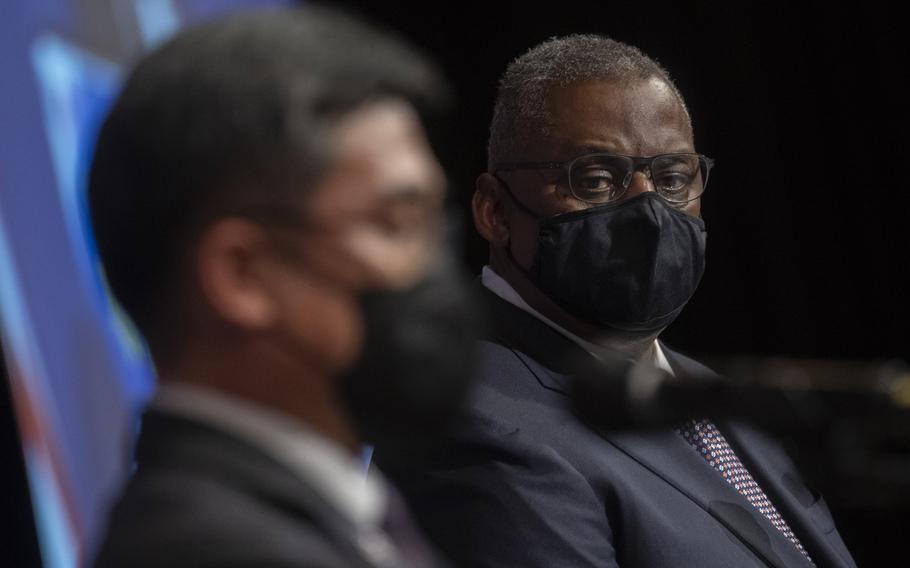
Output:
[89, 8, 475, 568]
[377, 35, 856, 568]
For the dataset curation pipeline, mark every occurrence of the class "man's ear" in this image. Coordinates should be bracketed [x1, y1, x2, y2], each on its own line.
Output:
[195, 218, 278, 330]
[473, 173, 510, 247]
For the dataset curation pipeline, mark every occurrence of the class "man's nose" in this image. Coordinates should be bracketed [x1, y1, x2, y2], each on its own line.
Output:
[624, 170, 655, 199]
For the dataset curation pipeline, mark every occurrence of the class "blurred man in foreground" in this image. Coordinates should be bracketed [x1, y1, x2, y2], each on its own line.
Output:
[377, 35, 857, 567]
[89, 7, 474, 567]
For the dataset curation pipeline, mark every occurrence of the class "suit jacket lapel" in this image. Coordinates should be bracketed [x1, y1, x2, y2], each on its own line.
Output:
[723, 421, 857, 568]
[137, 410, 380, 568]
[480, 288, 817, 567]
[604, 427, 815, 568]
[662, 348, 856, 567]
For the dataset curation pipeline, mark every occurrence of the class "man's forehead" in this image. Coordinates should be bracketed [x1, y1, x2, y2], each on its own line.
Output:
[528, 77, 694, 158]
[305, 100, 443, 214]
[545, 76, 685, 116]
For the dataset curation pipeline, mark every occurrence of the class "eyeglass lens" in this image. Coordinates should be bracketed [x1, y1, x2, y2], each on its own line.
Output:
[569, 154, 706, 204]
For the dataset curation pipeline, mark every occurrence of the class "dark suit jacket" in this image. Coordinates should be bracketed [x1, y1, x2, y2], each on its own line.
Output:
[93, 409, 415, 568]
[376, 289, 857, 568]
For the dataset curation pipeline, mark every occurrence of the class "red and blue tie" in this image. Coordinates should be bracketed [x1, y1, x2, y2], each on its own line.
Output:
[677, 418, 814, 565]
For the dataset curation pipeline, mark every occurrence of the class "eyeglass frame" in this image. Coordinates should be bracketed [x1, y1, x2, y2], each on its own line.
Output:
[492, 152, 715, 205]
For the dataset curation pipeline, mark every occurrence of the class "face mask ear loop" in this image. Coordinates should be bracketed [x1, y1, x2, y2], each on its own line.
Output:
[491, 174, 545, 222]
[490, 174, 547, 281]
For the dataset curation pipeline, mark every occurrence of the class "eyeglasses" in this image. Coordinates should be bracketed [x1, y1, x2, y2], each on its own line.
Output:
[493, 152, 714, 205]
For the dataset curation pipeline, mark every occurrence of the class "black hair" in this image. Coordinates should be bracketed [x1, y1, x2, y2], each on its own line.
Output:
[88, 6, 448, 349]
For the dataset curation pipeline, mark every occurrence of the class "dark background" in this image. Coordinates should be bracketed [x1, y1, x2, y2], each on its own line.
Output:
[331, 0, 908, 361]
[328, 0, 908, 564]
[0, 344, 41, 567]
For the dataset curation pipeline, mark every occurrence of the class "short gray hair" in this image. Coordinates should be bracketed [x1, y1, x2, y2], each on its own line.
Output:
[487, 34, 689, 171]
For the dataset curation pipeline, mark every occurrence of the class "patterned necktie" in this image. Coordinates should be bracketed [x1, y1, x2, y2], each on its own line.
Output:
[677, 418, 814, 565]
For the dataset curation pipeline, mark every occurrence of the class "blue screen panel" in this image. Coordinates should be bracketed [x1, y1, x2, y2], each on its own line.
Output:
[0, 2, 290, 566]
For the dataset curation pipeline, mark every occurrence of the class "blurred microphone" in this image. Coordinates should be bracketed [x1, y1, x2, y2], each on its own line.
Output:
[572, 355, 910, 434]
[571, 354, 910, 508]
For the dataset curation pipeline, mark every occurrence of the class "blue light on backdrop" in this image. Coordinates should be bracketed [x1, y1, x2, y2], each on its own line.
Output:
[0, 1, 288, 566]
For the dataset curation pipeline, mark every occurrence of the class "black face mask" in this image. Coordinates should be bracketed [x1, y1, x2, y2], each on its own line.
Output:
[338, 257, 479, 456]
[503, 187, 707, 334]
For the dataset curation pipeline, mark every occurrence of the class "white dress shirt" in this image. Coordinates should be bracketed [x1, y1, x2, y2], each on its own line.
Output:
[153, 382, 398, 565]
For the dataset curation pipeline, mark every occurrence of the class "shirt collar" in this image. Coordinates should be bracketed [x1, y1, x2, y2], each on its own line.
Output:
[152, 382, 389, 531]
[481, 265, 673, 374]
